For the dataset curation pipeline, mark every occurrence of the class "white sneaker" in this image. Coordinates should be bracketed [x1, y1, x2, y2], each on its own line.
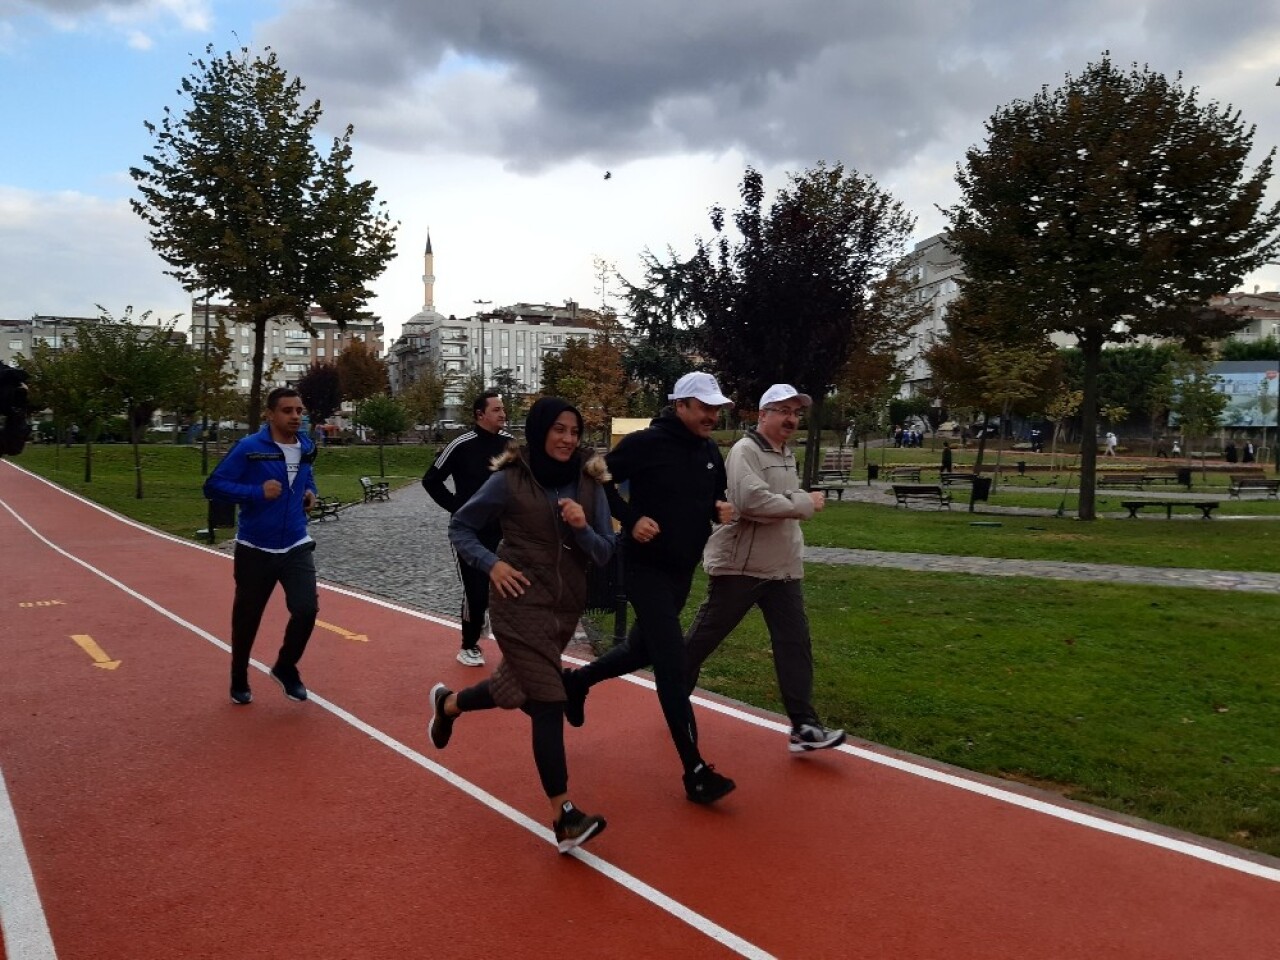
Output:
[789, 723, 846, 753]
[456, 647, 485, 667]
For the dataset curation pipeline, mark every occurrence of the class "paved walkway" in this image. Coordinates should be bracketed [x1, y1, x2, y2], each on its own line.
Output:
[307, 481, 1280, 609]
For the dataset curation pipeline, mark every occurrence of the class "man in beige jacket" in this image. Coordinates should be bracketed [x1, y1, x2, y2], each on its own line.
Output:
[684, 383, 846, 753]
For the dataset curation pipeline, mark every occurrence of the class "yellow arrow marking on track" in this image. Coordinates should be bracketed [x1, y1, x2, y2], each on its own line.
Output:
[315, 620, 369, 643]
[70, 634, 121, 670]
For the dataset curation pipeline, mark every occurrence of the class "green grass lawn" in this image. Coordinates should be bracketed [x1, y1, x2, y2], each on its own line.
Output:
[15, 443, 1280, 856]
[12, 441, 434, 540]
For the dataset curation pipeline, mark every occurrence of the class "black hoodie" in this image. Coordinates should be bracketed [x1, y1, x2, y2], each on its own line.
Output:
[604, 408, 727, 571]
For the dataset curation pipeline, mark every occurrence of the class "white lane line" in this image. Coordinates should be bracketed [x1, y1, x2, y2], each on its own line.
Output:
[0, 497, 775, 960]
[6, 462, 1280, 884]
[0, 764, 59, 960]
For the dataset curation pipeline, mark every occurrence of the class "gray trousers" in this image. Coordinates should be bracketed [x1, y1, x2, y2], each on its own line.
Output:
[684, 574, 818, 729]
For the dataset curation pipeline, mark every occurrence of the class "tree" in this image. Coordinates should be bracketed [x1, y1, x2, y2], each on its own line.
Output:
[296, 362, 343, 425]
[398, 362, 453, 430]
[945, 54, 1280, 518]
[19, 341, 112, 481]
[538, 335, 629, 440]
[618, 249, 701, 415]
[74, 309, 197, 498]
[352, 393, 409, 478]
[1220, 335, 1280, 362]
[455, 373, 487, 424]
[335, 338, 388, 403]
[130, 44, 397, 429]
[688, 164, 922, 488]
[489, 367, 528, 427]
[1169, 355, 1229, 479]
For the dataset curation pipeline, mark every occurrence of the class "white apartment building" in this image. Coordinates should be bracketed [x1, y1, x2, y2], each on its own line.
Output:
[188, 301, 384, 392]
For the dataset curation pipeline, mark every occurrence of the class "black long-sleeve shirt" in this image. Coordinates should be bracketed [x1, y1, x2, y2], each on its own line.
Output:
[421, 426, 513, 514]
[604, 408, 727, 572]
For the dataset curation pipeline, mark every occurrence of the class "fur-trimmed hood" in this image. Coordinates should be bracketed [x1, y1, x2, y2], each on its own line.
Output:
[490, 443, 610, 484]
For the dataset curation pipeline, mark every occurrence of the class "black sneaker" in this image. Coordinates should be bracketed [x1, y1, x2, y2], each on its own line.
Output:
[563, 669, 587, 728]
[553, 802, 606, 854]
[683, 763, 736, 805]
[230, 685, 253, 705]
[270, 666, 307, 701]
[428, 683, 455, 749]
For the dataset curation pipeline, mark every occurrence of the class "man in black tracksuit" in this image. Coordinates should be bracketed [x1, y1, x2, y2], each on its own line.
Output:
[564, 372, 737, 804]
[422, 391, 512, 666]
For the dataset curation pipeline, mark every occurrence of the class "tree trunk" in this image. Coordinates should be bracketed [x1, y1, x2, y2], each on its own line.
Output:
[1077, 339, 1103, 520]
[132, 435, 144, 499]
[378, 442, 386, 478]
[247, 315, 269, 430]
[83, 440, 92, 483]
[801, 395, 824, 490]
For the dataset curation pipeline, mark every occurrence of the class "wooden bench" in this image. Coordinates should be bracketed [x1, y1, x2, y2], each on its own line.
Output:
[308, 496, 341, 522]
[1120, 500, 1219, 519]
[820, 452, 855, 472]
[887, 466, 922, 483]
[1227, 476, 1280, 499]
[1098, 473, 1146, 488]
[1139, 472, 1182, 485]
[940, 472, 978, 488]
[813, 468, 854, 501]
[359, 476, 391, 503]
[892, 484, 951, 510]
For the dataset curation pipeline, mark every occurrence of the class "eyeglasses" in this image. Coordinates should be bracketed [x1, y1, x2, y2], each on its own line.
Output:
[763, 406, 804, 418]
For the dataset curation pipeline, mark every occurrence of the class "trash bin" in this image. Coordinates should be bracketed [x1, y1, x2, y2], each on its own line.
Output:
[867, 463, 880, 483]
[971, 476, 992, 502]
[206, 499, 236, 543]
[1017, 460, 1026, 475]
[1176, 467, 1192, 488]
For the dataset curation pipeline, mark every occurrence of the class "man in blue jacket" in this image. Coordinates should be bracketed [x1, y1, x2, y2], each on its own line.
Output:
[204, 388, 320, 705]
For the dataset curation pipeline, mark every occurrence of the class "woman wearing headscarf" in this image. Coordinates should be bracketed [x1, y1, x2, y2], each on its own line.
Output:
[430, 397, 615, 853]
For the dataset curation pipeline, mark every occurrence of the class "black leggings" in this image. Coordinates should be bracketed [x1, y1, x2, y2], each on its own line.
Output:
[575, 561, 703, 774]
[456, 681, 568, 798]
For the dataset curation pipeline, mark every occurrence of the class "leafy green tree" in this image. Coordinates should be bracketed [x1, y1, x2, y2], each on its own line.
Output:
[130, 44, 397, 429]
[945, 54, 1280, 518]
[1220, 335, 1280, 362]
[489, 367, 528, 427]
[398, 362, 453, 430]
[538, 335, 629, 440]
[688, 163, 922, 487]
[296, 362, 343, 425]
[618, 249, 701, 415]
[19, 342, 112, 480]
[1169, 355, 1229, 478]
[352, 393, 409, 477]
[74, 309, 198, 498]
[455, 373, 487, 424]
[335, 338, 388, 403]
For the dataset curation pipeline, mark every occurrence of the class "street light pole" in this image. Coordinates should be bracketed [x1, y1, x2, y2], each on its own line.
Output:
[200, 291, 211, 476]
[473, 299, 491, 387]
[1273, 322, 1279, 475]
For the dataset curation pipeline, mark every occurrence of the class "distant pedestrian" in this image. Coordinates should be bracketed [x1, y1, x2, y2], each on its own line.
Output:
[684, 384, 845, 754]
[1225, 441, 1238, 464]
[941, 441, 953, 474]
[1172, 438, 1182, 456]
[1243, 441, 1256, 463]
[1104, 431, 1117, 457]
[428, 398, 615, 854]
[204, 388, 319, 706]
[422, 391, 513, 667]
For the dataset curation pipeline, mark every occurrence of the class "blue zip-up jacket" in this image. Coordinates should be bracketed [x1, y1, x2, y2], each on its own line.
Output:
[203, 425, 319, 550]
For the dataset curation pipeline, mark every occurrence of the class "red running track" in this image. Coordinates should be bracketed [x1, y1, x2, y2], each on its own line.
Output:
[1, 460, 1278, 960]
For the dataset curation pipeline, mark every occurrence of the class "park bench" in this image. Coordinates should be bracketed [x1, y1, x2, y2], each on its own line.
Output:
[892, 484, 951, 510]
[887, 466, 922, 483]
[308, 496, 341, 522]
[813, 468, 854, 501]
[359, 476, 391, 503]
[1120, 500, 1219, 520]
[820, 450, 855, 472]
[940, 472, 978, 488]
[1098, 473, 1146, 488]
[1227, 475, 1280, 499]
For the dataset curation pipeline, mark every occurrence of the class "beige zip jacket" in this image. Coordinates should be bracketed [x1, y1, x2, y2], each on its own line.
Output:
[702, 429, 814, 580]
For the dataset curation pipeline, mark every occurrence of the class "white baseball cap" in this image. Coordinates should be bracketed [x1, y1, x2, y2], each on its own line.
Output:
[669, 372, 733, 406]
[759, 384, 812, 409]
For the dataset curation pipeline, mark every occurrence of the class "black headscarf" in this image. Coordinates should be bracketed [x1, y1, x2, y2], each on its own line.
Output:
[524, 396, 584, 489]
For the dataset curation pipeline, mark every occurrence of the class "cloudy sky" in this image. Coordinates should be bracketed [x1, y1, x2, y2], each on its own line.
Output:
[5, 0, 1280, 342]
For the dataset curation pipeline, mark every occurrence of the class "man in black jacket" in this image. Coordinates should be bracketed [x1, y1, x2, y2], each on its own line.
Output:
[422, 391, 512, 666]
[564, 372, 737, 804]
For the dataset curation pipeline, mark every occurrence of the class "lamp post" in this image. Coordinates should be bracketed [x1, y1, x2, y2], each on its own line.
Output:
[200, 290, 211, 476]
[472, 299, 491, 386]
[1273, 322, 1279, 475]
